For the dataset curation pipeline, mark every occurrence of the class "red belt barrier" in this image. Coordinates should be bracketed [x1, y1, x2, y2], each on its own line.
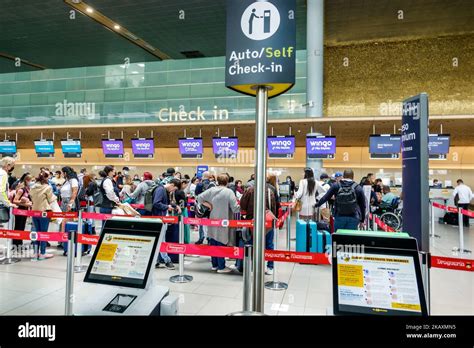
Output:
[461, 209, 474, 218]
[432, 202, 446, 210]
[130, 204, 144, 209]
[77, 233, 99, 245]
[183, 217, 271, 228]
[432, 202, 473, 216]
[0, 229, 68, 242]
[447, 206, 458, 213]
[13, 208, 78, 219]
[431, 256, 473, 272]
[280, 202, 293, 207]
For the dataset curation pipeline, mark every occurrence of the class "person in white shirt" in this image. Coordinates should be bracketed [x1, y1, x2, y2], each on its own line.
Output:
[97, 166, 121, 215]
[60, 166, 79, 212]
[294, 168, 325, 220]
[453, 179, 473, 227]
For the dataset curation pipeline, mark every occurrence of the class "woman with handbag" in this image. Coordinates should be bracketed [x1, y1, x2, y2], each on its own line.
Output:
[294, 168, 325, 221]
[196, 174, 240, 273]
[30, 172, 57, 261]
[12, 173, 33, 247]
[0, 157, 17, 225]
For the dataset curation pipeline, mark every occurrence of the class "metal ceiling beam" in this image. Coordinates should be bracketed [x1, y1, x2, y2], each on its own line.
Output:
[64, 0, 171, 60]
[0, 52, 47, 70]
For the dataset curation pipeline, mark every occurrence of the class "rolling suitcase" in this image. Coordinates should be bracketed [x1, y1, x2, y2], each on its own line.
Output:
[64, 221, 94, 256]
[296, 219, 317, 252]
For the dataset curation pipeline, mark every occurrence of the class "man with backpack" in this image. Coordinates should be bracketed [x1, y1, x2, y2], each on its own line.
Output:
[194, 171, 216, 245]
[315, 169, 366, 231]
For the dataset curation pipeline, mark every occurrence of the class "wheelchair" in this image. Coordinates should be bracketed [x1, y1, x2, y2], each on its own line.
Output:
[374, 197, 403, 231]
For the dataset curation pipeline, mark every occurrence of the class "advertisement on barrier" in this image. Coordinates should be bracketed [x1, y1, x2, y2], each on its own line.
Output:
[401, 93, 429, 252]
[369, 135, 401, 159]
[61, 139, 82, 158]
[0, 140, 16, 156]
[34, 140, 54, 158]
[267, 135, 295, 158]
[306, 136, 336, 159]
[131, 138, 154, 158]
[179, 138, 203, 159]
[225, 0, 296, 98]
[428, 134, 450, 160]
[101, 139, 124, 158]
[212, 137, 238, 158]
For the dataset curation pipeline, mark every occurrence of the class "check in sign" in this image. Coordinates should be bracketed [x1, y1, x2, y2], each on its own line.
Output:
[225, 0, 296, 98]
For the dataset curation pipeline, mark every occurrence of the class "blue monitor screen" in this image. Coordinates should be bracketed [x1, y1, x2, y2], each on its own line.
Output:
[369, 135, 401, 154]
[61, 139, 82, 158]
[429, 135, 450, 155]
[0, 141, 16, 155]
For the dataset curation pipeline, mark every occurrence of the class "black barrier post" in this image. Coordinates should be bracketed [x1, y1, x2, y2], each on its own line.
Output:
[169, 215, 193, 283]
[243, 244, 253, 311]
[0, 207, 21, 265]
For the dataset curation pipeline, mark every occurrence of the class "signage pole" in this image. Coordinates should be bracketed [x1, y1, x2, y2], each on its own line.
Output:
[252, 85, 269, 313]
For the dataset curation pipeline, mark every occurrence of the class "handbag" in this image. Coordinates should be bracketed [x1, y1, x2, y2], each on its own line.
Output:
[294, 199, 302, 212]
[0, 202, 9, 223]
[265, 188, 277, 232]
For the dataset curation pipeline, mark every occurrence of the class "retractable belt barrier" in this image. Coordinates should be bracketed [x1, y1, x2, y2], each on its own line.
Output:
[432, 202, 473, 215]
[368, 213, 396, 232]
[12, 208, 78, 219]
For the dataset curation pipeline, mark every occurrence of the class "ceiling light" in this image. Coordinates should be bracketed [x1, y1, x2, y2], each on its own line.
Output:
[86, 7, 93, 13]
[114, 25, 120, 30]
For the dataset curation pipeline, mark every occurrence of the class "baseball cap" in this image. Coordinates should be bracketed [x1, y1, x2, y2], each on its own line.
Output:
[166, 167, 176, 176]
[320, 173, 329, 180]
[335, 172, 343, 178]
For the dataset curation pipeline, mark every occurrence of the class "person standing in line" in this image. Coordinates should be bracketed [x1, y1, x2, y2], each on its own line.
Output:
[129, 172, 155, 215]
[453, 179, 473, 227]
[30, 172, 57, 261]
[52, 171, 65, 187]
[197, 174, 240, 273]
[12, 173, 33, 247]
[194, 171, 216, 245]
[316, 169, 366, 231]
[97, 166, 121, 216]
[294, 168, 325, 221]
[60, 167, 79, 212]
[0, 157, 18, 220]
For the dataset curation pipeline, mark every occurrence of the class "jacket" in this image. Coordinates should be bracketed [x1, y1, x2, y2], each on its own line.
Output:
[30, 183, 57, 212]
[316, 180, 366, 221]
[130, 180, 154, 204]
[294, 179, 325, 217]
[240, 184, 277, 220]
[0, 168, 11, 207]
[152, 185, 170, 216]
[195, 179, 215, 196]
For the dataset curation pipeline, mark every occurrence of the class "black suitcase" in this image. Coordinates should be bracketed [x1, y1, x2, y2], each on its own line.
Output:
[443, 212, 458, 225]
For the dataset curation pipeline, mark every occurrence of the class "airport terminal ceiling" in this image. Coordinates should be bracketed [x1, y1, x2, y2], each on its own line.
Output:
[0, 0, 473, 72]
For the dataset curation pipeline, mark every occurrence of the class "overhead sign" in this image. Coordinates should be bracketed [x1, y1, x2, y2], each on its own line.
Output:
[428, 134, 450, 160]
[267, 135, 295, 159]
[61, 139, 82, 158]
[212, 137, 238, 158]
[179, 138, 203, 159]
[306, 135, 336, 159]
[401, 93, 429, 252]
[369, 134, 401, 159]
[225, 0, 296, 98]
[34, 140, 55, 158]
[101, 139, 124, 158]
[131, 138, 154, 159]
[0, 140, 17, 156]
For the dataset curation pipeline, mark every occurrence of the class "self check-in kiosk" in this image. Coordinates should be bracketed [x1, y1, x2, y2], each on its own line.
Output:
[74, 217, 178, 315]
[332, 230, 428, 316]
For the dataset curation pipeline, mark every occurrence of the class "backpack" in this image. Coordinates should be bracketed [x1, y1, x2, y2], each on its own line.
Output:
[93, 178, 113, 208]
[77, 181, 87, 202]
[335, 182, 358, 216]
[144, 184, 161, 212]
[202, 180, 215, 192]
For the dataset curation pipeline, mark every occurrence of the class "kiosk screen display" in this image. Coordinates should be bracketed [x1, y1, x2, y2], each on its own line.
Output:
[335, 251, 423, 315]
[267, 136, 295, 159]
[212, 137, 238, 158]
[179, 138, 203, 159]
[429, 134, 450, 159]
[84, 230, 158, 289]
[102, 139, 124, 158]
[369, 135, 401, 159]
[306, 136, 336, 159]
[34, 140, 54, 158]
[0, 141, 16, 156]
[131, 138, 154, 158]
[61, 139, 82, 158]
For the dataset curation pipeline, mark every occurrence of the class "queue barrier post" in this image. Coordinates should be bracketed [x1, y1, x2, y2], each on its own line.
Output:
[265, 220, 288, 291]
[372, 214, 378, 232]
[0, 207, 21, 265]
[74, 210, 87, 273]
[65, 228, 76, 316]
[452, 208, 472, 255]
[286, 206, 292, 250]
[169, 215, 193, 283]
[429, 203, 440, 239]
[242, 244, 253, 312]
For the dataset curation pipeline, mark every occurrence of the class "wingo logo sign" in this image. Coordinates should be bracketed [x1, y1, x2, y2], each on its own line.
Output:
[182, 142, 200, 148]
[105, 143, 121, 151]
[215, 140, 236, 148]
[269, 139, 292, 149]
[309, 139, 333, 149]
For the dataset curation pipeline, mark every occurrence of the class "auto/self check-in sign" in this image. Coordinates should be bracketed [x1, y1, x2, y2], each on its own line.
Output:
[225, 0, 296, 98]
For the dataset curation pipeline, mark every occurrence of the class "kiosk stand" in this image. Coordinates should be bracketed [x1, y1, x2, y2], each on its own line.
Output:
[73, 217, 178, 316]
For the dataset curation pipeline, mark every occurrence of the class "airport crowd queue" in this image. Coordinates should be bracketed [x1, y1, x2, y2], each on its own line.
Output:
[0, 156, 472, 273]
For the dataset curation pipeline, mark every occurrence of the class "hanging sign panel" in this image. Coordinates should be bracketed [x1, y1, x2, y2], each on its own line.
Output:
[225, 0, 296, 98]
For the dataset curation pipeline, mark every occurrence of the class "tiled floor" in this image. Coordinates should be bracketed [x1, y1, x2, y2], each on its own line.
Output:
[0, 218, 472, 316]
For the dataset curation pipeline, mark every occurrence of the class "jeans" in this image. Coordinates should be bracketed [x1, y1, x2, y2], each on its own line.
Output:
[32, 217, 50, 255]
[198, 225, 207, 242]
[209, 238, 226, 270]
[334, 216, 360, 232]
[235, 229, 274, 270]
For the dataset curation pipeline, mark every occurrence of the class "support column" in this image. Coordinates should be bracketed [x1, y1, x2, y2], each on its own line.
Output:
[306, 0, 325, 176]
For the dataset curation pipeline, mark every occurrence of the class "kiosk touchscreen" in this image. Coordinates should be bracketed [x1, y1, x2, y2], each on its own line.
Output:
[75, 217, 178, 315]
[332, 230, 428, 316]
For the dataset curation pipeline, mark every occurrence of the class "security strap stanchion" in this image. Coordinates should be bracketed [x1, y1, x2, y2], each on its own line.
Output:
[286, 206, 291, 251]
[265, 220, 288, 291]
[453, 208, 472, 255]
[74, 210, 87, 273]
[169, 215, 193, 283]
[65, 228, 76, 315]
[430, 203, 440, 239]
[372, 214, 378, 232]
[243, 244, 253, 311]
[0, 206, 21, 265]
